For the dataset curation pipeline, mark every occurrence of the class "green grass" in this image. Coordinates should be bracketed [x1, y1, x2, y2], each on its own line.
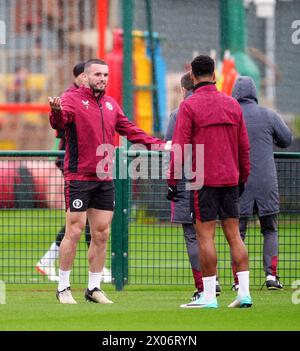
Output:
[0, 284, 299, 331]
[1, 209, 299, 287]
[0, 209, 300, 331]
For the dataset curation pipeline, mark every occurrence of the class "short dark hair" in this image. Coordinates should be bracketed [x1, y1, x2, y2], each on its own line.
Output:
[191, 55, 215, 78]
[73, 62, 85, 77]
[84, 59, 107, 72]
[180, 72, 194, 91]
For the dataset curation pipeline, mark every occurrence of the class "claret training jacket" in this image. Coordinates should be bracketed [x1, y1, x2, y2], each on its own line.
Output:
[50, 85, 165, 181]
[168, 83, 250, 187]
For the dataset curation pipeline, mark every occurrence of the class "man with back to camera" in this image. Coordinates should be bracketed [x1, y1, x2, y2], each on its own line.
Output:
[168, 55, 252, 308]
[48, 58, 168, 304]
[165, 72, 221, 301]
[231, 76, 292, 291]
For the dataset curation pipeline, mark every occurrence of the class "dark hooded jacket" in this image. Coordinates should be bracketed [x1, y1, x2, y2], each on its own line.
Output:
[165, 92, 193, 223]
[232, 76, 293, 217]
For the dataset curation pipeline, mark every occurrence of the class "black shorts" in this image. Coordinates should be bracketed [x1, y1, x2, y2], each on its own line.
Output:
[192, 186, 240, 222]
[65, 180, 115, 212]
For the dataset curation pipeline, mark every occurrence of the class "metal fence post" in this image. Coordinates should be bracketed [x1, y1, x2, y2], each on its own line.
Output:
[111, 147, 128, 290]
[122, 148, 129, 288]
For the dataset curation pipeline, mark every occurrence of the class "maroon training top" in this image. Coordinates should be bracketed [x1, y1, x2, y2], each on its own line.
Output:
[50, 85, 165, 181]
[168, 84, 250, 187]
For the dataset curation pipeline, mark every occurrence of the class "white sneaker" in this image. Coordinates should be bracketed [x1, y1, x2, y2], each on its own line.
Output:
[36, 261, 59, 282]
[228, 295, 253, 308]
[101, 267, 112, 283]
[56, 287, 77, 304]
[180, 294, 218, 309]
[85, 288, 113, 304]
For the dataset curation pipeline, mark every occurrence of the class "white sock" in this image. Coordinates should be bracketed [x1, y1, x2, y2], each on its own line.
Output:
[237, 271, 250, 298]
[58, 269, 71, 291]
[266, 275, 276, 281]
[88, 271, 102, 291]
[202, 275, 216, 302]
[41, 242, 59, 265]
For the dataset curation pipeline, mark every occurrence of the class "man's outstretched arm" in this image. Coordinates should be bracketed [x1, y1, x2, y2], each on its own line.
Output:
[48, 95, 75, 130]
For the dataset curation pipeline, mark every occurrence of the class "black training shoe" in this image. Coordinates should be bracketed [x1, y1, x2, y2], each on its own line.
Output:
[216, 283, 221, 297]
[266, 277, 283, 290]
[231, 283, 239, 291]
[85, 287, 113, 304]
[191, 290, 202, 301]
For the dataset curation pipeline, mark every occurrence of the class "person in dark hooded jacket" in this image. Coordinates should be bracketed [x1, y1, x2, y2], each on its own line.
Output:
[232, 76, 292, 290]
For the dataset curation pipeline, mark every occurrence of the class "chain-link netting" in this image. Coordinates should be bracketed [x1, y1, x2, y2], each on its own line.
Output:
[126, 152, 300, 289]
[0, 152, 111, 284]
[0, 151, 299, 288]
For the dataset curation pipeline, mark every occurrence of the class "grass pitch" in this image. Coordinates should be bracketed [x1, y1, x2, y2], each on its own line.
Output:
[0, 284, 299, 331]
[1, 209, 299, 331]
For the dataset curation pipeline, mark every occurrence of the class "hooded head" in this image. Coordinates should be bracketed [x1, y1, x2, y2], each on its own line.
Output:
[232, 76, 258, 103]
[180, 72, 194, 99]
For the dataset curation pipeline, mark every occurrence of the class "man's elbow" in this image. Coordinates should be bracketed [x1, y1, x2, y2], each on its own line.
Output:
[276, 134, 293, 148]
[285, 134, 293, 147]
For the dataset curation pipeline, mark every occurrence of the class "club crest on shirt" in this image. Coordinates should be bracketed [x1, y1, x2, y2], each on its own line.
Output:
[105, 102, 113, 111]
[82, 100, 89, 109]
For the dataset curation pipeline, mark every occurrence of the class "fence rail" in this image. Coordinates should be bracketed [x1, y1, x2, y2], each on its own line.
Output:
[0, 150, 299, 291]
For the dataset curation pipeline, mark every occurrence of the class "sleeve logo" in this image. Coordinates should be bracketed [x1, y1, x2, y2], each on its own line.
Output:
[82, 100, 89, 109]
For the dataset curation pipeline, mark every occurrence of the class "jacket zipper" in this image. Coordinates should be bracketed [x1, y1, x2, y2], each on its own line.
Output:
[97, 98, 105, 144]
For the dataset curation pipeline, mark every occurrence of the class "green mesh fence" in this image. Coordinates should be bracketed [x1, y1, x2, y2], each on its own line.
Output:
[0, 151, 110, 285]
[122, 150, 300, 290]
[0, 150, 299, 290]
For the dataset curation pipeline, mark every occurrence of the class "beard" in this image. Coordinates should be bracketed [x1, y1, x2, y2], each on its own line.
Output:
[93, 88, 104, 93]
[89, 80, 106, 93]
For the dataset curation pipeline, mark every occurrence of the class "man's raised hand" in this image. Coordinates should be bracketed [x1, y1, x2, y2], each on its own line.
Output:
[48, 96, 62, 111]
